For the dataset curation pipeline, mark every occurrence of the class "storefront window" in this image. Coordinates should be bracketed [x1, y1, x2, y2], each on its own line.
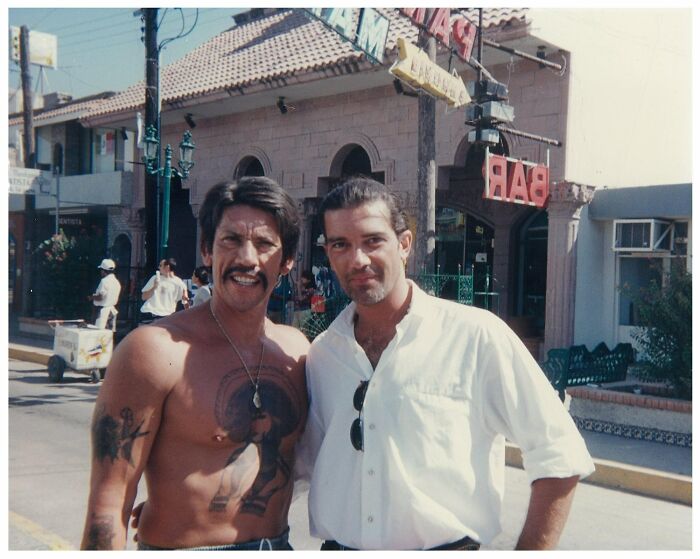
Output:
[435, 207, 494, 300]
[618, 256, 664, 326]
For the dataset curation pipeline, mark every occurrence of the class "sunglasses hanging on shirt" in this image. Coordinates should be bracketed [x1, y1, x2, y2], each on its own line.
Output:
[351, 380, 369, 451]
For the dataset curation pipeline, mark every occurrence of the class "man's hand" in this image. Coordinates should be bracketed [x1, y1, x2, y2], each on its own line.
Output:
[131, 501, 145, 542]
[515, 476, 579, 550]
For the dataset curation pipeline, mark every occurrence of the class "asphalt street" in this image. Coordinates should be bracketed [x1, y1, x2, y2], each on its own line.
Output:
[8, 357, 692, 551]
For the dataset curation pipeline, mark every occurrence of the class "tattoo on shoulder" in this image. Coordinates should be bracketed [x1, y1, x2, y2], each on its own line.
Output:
[92, 405, 150, 465]
[85, 514, 115, 550]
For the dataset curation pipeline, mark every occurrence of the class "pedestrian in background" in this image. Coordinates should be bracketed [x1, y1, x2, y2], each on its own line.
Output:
[139, 258, 189, 324]
[88, 258, 121, 330]
[191, 265, 212, 306]
[297, 176, 595, 550]
[267, 273, 293, 324]
[292, 270, 316, 328]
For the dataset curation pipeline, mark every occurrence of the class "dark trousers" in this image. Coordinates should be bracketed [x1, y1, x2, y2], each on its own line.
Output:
[321, 534, 480, 551]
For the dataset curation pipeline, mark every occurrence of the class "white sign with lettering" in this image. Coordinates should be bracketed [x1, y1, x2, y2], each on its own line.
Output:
[8, 167, 51, 195]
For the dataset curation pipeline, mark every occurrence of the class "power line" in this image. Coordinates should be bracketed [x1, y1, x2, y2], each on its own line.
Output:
[59, 9, 231, 53]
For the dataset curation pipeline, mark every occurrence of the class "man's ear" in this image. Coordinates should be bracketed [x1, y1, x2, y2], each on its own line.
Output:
[280, 257, 294, 276]
[398, 229, 412, 262]
[201, 244, 212, 267]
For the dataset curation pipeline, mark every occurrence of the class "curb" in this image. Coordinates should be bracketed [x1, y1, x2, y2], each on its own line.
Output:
[9, 346, 51, 366]
[10, 344, 692, 506]
[505, 443, 691, 506]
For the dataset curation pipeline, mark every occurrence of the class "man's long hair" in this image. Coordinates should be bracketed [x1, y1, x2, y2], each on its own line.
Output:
[199, 177, 301, 263]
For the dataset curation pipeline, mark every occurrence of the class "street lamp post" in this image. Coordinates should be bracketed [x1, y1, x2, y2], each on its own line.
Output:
[142, 125, 195, 262]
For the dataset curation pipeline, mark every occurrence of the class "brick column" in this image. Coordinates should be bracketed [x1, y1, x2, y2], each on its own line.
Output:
[544, 181, 595, 353]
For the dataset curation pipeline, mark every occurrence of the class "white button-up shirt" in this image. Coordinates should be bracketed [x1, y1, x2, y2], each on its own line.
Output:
[297, 283, 594, 549]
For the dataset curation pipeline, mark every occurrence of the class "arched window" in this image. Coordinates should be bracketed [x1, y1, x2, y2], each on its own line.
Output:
[236, 156, 265, 178]
[464, 135, 509, 180]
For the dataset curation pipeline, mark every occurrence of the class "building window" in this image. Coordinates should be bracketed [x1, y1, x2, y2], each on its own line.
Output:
[236, 156, 265, 177]
[617, 256, 664, 326]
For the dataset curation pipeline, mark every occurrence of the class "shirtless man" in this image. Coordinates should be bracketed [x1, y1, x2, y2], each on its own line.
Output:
[81, 177, 309, 550]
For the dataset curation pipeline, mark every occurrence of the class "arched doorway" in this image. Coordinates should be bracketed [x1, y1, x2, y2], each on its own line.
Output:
[236, 156, 265, 177]
[311, 144, 386, 269]
[111, 233, 132, 322]
[166, 176, 197, 280]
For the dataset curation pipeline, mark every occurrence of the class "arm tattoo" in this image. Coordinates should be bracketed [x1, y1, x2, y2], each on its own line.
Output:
[84, 514, 115, 550]
[92, 406, 150, 465]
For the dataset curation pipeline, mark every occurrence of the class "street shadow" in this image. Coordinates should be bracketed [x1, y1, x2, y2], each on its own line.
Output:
[12, 373, 100, 387]
[9, 391, 97, 407]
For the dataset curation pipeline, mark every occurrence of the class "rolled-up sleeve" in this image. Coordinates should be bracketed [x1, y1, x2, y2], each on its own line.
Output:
[479, 320, 595, 484]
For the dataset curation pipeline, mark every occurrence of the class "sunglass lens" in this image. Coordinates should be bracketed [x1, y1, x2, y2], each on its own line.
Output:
[351, 417, 364, 451]
[354, 381, 369, 411]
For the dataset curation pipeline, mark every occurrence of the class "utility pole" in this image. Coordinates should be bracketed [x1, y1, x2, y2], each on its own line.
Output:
[143, 8, 160, 273]
[416, 11, 437, 273]
[20, 25, 36, 316]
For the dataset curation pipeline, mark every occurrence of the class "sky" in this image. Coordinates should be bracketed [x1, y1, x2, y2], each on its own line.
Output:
[8, 7, 246, 101]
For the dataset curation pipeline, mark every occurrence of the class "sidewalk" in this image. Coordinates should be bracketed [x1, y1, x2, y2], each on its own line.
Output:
[8, 333, 692, 505]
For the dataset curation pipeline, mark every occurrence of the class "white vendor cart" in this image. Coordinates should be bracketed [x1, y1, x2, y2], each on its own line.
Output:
[47, 320, 114, 383]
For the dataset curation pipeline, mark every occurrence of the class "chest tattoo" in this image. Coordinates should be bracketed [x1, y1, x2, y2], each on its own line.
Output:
[208, 365, 304, 516]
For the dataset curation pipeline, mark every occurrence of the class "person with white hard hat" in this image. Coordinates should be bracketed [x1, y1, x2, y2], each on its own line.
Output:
[89, 258, 122, 330]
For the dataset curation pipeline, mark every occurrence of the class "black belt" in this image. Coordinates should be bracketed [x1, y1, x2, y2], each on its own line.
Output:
[321, 534, 480, 551]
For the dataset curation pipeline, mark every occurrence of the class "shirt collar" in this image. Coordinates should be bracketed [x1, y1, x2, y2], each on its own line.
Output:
[330, 279, 433, 338]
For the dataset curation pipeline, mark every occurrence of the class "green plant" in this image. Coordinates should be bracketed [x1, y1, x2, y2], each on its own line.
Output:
[629, 261, 692, 399]
[36, 229, 102, 319]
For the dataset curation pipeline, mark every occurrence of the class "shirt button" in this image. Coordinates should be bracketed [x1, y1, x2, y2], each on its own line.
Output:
[367, 516, 374, 523]
[369, 423, 376, 430]
[368, 469, 375, 476]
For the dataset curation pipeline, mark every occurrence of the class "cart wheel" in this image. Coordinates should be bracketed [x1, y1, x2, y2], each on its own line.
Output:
[99, 368, 107, 380]
[47, 355, 66, 383]
[90, 369, 101, 384]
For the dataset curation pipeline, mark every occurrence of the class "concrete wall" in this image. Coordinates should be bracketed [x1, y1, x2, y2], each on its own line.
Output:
[530, 8, 692, 188]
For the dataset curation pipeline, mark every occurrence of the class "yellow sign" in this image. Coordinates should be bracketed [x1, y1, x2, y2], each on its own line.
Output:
[389, 37, 470, 108]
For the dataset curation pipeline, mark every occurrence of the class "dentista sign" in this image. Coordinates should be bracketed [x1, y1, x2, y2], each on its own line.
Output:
[400, 8, 478, 62]
[483, 151, 549, 208]
[389, 37, 470, 108]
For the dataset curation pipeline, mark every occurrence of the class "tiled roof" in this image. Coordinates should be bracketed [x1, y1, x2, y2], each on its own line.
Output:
[84, 8, 528, 120]
[8, 92, 116, 126]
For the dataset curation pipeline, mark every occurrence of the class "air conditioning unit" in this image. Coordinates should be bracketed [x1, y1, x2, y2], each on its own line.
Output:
[613, 219, 673, 252]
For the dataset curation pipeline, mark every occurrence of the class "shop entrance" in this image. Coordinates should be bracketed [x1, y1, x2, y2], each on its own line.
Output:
[435, 207, 495, 305]
[515, 210, 548, 336]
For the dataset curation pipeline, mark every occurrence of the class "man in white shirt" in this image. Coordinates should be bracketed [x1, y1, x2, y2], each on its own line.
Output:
[89, 258, 121, 330]
[140, 258, 190, 323]
[297, 177, 595, 550]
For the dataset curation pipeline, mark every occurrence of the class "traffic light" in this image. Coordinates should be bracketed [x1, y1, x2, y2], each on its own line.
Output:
[465, 79, 514, 146]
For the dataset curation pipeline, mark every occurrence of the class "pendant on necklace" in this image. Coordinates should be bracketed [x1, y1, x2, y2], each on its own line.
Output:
[253, 389, 262, 409]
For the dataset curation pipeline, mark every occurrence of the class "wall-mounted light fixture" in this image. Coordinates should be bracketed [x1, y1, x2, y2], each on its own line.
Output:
[120, 127, 129, 140]
[277, 97, 288, 114]
[537, 45, 547, 68]
[393, 78, 418, 98]
[184, 113, 196, 128]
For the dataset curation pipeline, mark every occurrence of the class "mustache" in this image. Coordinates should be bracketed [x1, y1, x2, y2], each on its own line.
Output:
[223, 266, 269, 290]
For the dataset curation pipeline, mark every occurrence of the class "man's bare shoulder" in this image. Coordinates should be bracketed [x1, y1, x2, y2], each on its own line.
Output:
[265, 321, 310, 360]
[108, 308, 208, 389]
